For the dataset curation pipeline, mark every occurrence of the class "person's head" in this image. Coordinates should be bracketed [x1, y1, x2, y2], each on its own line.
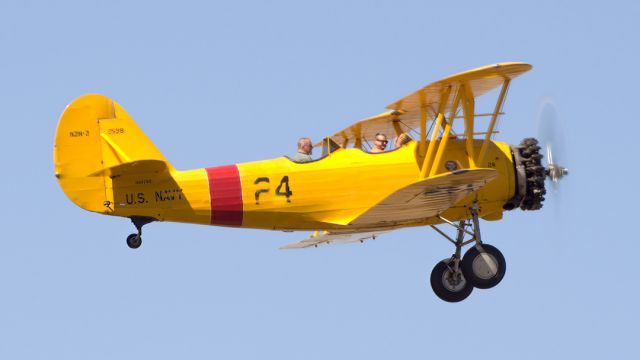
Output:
[374, 133, 388, 151]
[297, 137, 313, 155]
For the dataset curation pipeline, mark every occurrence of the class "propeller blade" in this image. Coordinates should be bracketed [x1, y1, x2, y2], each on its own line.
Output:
[536, 98, 569, 188]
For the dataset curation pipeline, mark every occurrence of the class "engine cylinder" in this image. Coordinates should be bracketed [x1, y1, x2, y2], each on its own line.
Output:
[503, 138, 546, 211]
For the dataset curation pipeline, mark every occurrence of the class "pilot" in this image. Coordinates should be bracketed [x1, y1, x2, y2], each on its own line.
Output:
[370, 133, 410, 153]
[293, 137, 313, 163]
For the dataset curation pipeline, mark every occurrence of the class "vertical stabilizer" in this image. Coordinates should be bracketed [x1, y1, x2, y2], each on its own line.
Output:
[54, 94, 173, 213]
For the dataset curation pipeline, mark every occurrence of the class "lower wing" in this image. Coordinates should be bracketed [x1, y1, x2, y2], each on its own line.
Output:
[281, 168, 497, 249]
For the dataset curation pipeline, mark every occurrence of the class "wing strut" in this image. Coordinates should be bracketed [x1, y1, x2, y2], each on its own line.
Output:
[418, 76, 512, 179]
[478, 78, 510, 164]
[422, 84, 463, 178]
[462, 82, 477, 169]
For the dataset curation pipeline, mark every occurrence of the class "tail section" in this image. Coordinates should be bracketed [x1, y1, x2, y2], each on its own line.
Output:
[54, 94, 173, 213]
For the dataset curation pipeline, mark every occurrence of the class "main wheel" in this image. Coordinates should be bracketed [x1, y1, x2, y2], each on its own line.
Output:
[126, 233, 142, 249]
[430, 260, 473, 303]
[462, 244, 506, 289]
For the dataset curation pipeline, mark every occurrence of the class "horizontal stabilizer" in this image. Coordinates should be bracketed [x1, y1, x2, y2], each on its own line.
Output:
[89, 159, 169, 178]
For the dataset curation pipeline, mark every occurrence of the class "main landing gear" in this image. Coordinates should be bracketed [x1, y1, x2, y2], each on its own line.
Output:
[126, 216, 155, 249]
[429, 205, 506, 302]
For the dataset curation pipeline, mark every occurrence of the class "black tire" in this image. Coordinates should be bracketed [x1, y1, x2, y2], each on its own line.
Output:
[126, 233, 142, 249]
[430, 261, 473, 303]
[462, 244, 506, 289]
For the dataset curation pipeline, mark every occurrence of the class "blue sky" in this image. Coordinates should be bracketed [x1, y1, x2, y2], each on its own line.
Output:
[1, 0, 638, 358]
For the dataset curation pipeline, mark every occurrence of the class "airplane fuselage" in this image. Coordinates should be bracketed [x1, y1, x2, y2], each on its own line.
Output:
[103, 140, 515, 231]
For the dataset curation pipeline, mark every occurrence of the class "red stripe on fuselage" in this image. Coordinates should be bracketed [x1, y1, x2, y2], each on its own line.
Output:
[206, 165, 243, 226]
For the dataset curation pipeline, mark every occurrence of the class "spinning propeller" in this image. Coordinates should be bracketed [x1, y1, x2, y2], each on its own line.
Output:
[537, 98, 569, 189]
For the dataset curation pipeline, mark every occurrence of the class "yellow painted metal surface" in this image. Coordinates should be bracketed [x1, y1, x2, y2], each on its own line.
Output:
[54, 115, 515, 230]
[420, 112, 444, 179]
[54, 62, 529, 238]
[238, 146, 419, 230]
[54, 94, 213, 224]
[55, 97, 515, 230]
[231, 139, 512, 231]
[267, 140, 510, 229]
[110, 167, 212, 225]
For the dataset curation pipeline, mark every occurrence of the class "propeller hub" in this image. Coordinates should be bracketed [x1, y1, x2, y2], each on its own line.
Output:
[546, 164, 569, 183]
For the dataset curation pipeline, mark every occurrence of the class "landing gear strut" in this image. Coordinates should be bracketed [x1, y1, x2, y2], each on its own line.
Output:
[126, 216, 155, 249]
[429, 204, 506, 302]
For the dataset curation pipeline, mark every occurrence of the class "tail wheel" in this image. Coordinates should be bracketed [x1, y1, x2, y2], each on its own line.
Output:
[430, 261, 473, 303]
[461, 244, 506, 289]
[126, 233, 142, 249]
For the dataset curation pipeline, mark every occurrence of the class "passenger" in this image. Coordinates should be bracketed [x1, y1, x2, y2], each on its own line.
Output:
[370, 133, 410, 153]
[293, 137, 313, 163]
[370, 133, 389, 153]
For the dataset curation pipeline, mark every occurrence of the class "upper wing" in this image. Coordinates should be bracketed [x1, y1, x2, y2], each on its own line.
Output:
[349, 168, 498, 226]
[385, 62, 531, 114]
[325, 62, 531, 146]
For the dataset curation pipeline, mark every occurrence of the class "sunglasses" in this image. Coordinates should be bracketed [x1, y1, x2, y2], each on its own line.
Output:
[375, 139, 388, 144]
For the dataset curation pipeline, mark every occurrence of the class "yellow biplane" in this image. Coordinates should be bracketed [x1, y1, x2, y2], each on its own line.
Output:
[54, 62, 568, 302]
